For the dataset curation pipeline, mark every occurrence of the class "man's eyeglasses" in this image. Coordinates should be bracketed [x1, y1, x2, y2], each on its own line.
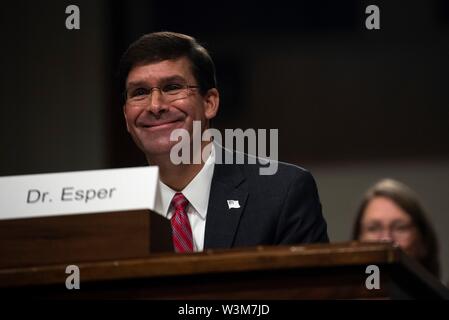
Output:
[125, 83, 199, 107]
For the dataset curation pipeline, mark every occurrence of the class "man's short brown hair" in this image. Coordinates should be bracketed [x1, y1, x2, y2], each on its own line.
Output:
[118, 31, 217, 98]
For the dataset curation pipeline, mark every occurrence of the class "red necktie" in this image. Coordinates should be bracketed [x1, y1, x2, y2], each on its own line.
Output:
[170, 192, 194, 253]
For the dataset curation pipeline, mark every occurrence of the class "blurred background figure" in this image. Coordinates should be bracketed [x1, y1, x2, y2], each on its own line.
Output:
[352, 178, 440, 279]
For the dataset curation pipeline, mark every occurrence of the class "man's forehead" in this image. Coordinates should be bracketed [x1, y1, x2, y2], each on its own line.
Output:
[126, 57, 194, 84]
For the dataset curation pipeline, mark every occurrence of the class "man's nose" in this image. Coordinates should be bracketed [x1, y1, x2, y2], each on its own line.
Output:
[145, 89, 166, 114]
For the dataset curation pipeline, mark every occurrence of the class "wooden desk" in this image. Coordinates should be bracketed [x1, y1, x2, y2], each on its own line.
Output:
[1, 242, 448, 299]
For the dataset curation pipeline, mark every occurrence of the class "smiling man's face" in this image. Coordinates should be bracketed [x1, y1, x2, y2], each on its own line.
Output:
[123, 57, 219, 158]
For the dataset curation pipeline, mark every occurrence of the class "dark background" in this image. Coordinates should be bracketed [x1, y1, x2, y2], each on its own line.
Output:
[1, 0, 448, 282]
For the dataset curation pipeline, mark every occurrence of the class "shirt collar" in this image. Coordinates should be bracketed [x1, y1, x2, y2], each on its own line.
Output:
[154, 143, 216, 219]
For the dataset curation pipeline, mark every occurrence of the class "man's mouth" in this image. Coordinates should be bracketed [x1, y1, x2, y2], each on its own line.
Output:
[140, 119, 182, 129]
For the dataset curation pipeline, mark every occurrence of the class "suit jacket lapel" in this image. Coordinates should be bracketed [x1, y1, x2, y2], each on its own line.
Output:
[204, 161, 248, 249]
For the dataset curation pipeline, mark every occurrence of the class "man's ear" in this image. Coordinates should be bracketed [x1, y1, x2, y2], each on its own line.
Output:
[203, 88, 219, 120]
[123, 106, 131, 132]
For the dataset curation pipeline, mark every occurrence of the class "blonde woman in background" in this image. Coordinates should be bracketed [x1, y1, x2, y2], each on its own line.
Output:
[352, 178, 440, 279]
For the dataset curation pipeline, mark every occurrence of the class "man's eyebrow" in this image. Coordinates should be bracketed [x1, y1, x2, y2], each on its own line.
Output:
[126, 81, 147, 91]
[126, 75, 188, 90]
[160, 75, 187, 83]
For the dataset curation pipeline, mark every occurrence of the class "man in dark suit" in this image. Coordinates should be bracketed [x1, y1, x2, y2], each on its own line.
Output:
[119, 31, 328, 252]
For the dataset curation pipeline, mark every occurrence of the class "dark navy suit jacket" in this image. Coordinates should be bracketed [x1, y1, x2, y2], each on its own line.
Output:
[203, 149, 329, 249]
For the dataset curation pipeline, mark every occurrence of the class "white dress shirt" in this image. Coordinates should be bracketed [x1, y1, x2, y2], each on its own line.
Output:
[154, 144, 216, 252]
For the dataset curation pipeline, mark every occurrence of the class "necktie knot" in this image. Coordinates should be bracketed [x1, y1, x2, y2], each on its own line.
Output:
[172, 192, 189, 212]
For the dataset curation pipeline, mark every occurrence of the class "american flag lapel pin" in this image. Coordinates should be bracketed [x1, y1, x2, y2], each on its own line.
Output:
[227, 200, 240, 209]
